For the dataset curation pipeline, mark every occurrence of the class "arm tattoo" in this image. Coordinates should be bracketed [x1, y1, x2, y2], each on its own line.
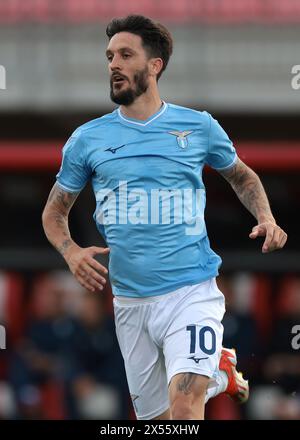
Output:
[176, 373, 197, 395]
[219, 158, 275, 223]
[42, 183, 80, 256]
[53, 212, 67, 230]
[57, 239, 73, 256]
[48, 184, 79, 214]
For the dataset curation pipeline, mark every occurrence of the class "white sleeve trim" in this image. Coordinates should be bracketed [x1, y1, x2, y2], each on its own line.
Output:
[212, 153, 238, 171]
[56, 180, 83, 193]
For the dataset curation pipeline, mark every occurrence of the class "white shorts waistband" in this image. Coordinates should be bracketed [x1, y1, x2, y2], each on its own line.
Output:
[113, 278, 213, 307]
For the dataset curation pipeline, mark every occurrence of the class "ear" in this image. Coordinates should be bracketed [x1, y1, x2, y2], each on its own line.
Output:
[149, 58, 163, 78]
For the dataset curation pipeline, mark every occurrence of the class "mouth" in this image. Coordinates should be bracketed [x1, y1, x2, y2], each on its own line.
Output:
[112, 75, 127, 86]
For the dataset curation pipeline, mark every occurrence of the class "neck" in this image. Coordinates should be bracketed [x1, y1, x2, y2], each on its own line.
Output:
[119, 87, 163, 121]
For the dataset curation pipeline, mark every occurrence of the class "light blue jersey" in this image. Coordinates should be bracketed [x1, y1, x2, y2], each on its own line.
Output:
[56, 102, 238, 297]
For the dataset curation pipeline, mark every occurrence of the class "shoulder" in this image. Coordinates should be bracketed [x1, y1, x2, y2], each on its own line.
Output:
[74, 110, 118, 138]
[167, 103, 211, 126]
[63, 110, 118, 151]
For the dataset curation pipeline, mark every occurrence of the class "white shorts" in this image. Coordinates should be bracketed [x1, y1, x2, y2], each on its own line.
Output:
[113, 277, 226, 420]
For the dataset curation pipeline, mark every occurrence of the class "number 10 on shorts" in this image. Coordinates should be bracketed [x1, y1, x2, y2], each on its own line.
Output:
[186, 325, 216, 354]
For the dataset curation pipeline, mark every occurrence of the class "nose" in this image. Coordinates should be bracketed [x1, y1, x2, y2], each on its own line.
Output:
[109, 54, 122, 72]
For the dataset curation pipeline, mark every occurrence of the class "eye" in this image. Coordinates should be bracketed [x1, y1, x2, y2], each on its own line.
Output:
[122, 53, 131, 59]
[107, 54, 113, 62]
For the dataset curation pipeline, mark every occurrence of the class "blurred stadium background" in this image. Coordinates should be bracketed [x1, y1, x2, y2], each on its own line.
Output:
[0, 0, 300, 420]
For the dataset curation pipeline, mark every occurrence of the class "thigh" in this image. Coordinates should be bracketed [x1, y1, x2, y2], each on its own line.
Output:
[113, 300, 169, 420]
[163, 278, 225, 388]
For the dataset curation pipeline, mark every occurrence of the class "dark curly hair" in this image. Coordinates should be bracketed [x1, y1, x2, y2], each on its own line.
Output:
[106, 15, 173, 80]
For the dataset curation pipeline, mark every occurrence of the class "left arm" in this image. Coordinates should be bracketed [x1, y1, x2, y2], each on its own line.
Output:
[219, 158, 287, 253]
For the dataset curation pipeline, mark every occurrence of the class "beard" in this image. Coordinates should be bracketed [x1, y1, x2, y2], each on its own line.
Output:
[110, 66, 149, 106]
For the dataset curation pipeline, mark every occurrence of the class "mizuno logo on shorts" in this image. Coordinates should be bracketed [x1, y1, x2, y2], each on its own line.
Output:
[188, 355, 209, 364]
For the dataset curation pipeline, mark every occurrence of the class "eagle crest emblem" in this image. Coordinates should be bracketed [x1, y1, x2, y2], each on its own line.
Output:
[168, 130, 193, 149]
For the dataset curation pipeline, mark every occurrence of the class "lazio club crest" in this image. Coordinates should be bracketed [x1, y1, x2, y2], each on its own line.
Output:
[168, 130, 193, 149]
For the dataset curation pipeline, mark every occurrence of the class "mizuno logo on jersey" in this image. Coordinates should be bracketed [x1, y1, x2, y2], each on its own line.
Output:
[188, 355, 209, 364]
[168, 130, 193, 149]
[105, 144, 126, 154]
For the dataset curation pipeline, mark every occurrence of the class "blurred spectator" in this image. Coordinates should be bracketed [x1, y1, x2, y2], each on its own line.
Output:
[209, 273, 262, 419]
[247, 386, 300, 420]
[264, 276, 300, 391]
[65, 293, 129, 420]
[248, 276, 300, 419]
[219, 273, 261, 375]
[8, 274, 75, 419]
[8, 272, 129, 419]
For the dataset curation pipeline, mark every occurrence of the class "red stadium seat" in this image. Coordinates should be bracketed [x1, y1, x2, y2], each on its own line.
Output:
[275, 276, 300, 318]
[206, 393, 241, 420]
[40, 380, 66, 420]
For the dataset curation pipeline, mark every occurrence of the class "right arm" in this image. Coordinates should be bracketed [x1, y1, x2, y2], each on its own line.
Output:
[42, 183, 109, 292]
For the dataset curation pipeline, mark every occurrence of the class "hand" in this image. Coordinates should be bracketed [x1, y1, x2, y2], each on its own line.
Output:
[249, 222, 287, 253]
[64, 244, 110, 292]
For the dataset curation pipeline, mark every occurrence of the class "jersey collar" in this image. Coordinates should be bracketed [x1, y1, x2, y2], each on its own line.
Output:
[117, 101, 168, 126]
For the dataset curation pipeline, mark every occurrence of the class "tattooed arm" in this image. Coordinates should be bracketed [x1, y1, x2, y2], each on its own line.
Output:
[219, 158, 287, 253]
[42, 183, 109, 292]
[42, 183, 79, 257]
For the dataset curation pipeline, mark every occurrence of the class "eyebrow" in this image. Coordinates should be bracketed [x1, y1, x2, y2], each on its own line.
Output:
[106, 47, 136, 57]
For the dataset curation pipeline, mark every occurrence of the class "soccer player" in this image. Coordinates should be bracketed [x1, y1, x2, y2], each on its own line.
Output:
[42, 15, 287, 420]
